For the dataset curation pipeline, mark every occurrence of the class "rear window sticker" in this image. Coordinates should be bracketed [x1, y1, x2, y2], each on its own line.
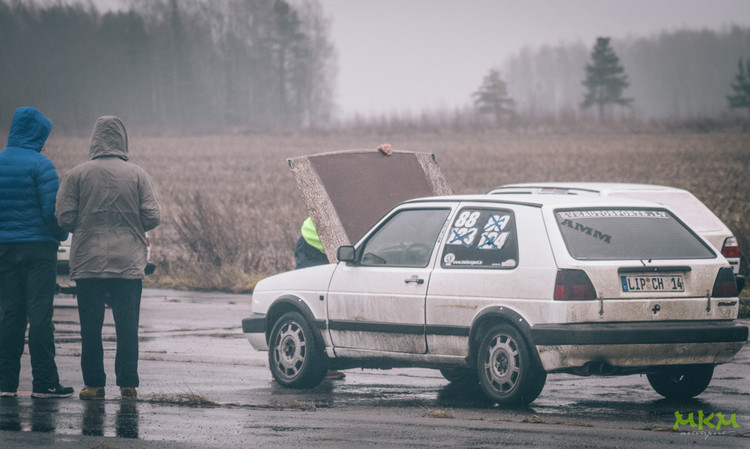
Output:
[454, 211, 480, 227]
[441, 208, 518, 269]
[477, 231, 509, 250]
[448, 227, 478, 247]
[484, 214, 510, 232]
[559, 219, 612, 243]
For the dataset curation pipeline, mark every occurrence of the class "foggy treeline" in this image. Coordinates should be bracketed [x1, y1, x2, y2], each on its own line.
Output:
[3, 0, 749, 134]
[502, 26, 750, 120]
[0, 0, 336, 134]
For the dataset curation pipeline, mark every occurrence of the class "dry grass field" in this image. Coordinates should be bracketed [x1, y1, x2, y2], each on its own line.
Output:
[34, 129, 750, 292]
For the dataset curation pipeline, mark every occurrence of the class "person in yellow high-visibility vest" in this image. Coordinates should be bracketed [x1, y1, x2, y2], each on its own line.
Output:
[294, 216, 328, 269]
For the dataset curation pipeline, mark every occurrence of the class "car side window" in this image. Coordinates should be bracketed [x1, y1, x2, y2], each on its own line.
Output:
[360, 208, 451, 267]
[440, 208, 518, 269]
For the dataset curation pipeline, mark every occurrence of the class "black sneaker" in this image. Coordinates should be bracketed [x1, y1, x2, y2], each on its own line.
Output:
[31, 384, 74, 398]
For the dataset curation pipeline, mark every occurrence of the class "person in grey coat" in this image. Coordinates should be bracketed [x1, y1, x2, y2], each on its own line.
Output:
[56, 116, 160, 400]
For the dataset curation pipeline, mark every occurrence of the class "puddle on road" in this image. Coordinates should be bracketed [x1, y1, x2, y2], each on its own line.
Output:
[0, 397, 140, 439]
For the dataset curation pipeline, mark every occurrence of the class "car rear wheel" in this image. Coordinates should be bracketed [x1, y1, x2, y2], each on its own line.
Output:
[440, 367, 478, 385]
[476, 324, 546, 405]
[646, 364, 714, 399]
[268, 311, 328, 388]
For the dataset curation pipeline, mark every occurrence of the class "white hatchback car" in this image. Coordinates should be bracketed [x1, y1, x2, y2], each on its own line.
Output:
[488, 183, 741, 276]
[243, 194, 747, 405]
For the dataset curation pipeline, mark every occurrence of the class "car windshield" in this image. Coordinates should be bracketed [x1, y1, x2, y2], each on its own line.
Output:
[555, 208, 716, 260]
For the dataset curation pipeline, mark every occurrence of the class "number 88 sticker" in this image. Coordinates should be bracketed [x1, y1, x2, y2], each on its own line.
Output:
[454, 211, 480, 227]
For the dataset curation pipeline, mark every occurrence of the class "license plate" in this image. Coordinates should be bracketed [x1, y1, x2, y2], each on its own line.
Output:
[621, 275, 684, 292]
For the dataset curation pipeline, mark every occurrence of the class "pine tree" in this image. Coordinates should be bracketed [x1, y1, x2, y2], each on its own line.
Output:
[727, 58, 750, 116]
[581, 37, 632, 120]
[472, 69, 515, 125]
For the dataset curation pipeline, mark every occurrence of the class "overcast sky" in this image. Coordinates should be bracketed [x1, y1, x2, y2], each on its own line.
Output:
[89, 0, 750, 118]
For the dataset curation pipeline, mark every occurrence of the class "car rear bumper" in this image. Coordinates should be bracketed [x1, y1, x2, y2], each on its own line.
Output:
[531, 321, 748, 372]
[242, 314, 267, 351]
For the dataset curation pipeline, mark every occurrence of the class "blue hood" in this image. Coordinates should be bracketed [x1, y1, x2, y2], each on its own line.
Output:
[7, 107, 52, 151]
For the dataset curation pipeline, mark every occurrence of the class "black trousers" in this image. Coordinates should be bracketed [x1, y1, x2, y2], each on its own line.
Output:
[294, 236, 328, 269]
[0, 242, 61, 392]
[76, 278, 142, 388]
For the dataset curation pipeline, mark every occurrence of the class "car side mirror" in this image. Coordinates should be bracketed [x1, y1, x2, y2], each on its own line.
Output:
[337, 246, 356, 263]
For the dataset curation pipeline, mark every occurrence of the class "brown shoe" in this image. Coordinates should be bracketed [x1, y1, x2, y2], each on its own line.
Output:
[120, 387, 137, 399]
[79, 386, 105, 400]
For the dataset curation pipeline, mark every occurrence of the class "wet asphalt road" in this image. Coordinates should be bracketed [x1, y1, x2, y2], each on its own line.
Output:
[0, 288, 748, 448]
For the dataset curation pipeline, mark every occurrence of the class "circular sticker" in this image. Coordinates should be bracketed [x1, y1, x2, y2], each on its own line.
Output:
[443, 253, 455, 265]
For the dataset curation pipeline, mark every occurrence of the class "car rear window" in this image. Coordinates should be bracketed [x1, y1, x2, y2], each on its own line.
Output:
[441, 208, 518, 269]
[555, 208, 716, 260]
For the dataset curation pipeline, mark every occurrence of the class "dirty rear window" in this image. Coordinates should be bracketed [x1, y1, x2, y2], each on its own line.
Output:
[441, 208, 518, 269]
[555, 208, 716, 260]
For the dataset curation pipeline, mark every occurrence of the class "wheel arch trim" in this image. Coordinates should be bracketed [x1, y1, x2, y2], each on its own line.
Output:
[467, 306, 541, 368]
[266, 295, 327, 346]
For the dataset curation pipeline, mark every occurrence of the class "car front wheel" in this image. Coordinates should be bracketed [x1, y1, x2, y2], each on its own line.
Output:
[476, 324, 546, 405]
[268, 311, 328, 388]
[646, 364, 714, 399]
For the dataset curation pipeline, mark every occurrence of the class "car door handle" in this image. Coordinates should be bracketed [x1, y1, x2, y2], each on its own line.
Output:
[404, 276, 424, 285]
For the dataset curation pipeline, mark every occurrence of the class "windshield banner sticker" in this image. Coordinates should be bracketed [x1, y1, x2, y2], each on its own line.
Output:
[558, 210, 669, 219]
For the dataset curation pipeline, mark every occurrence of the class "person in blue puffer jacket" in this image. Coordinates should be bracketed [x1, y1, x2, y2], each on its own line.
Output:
[0, 107, 73, 398]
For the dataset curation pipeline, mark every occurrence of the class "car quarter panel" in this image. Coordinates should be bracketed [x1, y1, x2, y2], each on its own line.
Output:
[425, 203, 558, 356]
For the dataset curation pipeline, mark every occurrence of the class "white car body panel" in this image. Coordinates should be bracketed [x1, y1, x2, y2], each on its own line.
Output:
[251, 264, 335, 317]
[327, 263, 431, 353]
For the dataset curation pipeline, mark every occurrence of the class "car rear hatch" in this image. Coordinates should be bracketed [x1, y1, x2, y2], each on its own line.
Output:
[544, 205, 739, 323]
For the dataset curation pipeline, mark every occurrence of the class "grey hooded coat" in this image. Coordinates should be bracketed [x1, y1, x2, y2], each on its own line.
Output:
[56, 116, 161, 279]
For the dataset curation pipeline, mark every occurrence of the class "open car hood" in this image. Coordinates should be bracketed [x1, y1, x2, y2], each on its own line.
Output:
[288, 150, 453, 262]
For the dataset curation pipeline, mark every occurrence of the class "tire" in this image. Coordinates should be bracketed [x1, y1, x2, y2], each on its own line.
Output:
[646, 364, 714, 399]
[268, 311, 328, 388]
[440, 367, 479, 385]
[476, 324, 546, 405]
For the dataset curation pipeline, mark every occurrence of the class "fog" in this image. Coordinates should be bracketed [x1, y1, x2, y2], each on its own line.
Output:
[324, 0, 750, 117]
[6, 0, 750, 132]
[81, 0, 750, 118]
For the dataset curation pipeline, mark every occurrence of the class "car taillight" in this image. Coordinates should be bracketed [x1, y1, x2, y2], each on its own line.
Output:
[554, 269, 597, 300]
[721, 237, 740, 258]
[712, 267, 738, 297]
